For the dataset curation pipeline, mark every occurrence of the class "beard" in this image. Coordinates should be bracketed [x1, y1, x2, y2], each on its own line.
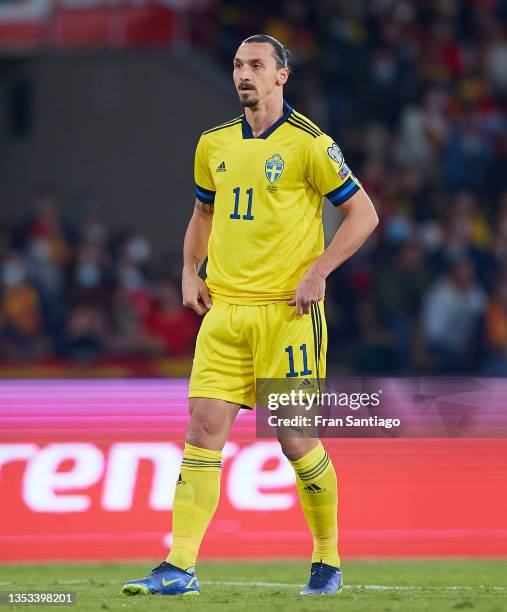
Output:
[240, 97, 259, 107]
[238, 86, 259, 107]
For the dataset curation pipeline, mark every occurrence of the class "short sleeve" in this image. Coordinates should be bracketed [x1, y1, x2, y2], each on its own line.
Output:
[303, 134, 361, 206]
[194, 135, 216, 205]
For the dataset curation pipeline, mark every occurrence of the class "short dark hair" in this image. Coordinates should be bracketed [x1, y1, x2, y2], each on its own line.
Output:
[241, 34, 290, 70]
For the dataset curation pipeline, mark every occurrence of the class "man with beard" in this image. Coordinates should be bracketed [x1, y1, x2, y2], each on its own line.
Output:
[122, 34, 378, 598]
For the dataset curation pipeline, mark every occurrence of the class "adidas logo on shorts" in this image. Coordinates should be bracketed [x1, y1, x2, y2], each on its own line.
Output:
[298, 378, 312, 390]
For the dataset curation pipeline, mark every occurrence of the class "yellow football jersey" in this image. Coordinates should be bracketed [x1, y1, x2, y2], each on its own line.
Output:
[194, 101, 361, 305]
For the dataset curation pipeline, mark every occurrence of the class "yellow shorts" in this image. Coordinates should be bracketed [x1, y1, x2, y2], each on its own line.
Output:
[189, 299, 327, 408]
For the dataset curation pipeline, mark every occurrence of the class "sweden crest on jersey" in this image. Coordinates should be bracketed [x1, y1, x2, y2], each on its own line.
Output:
[265, 154, 285, 183]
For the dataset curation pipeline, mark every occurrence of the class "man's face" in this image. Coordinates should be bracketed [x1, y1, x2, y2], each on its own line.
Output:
[233, 42, 287, 108]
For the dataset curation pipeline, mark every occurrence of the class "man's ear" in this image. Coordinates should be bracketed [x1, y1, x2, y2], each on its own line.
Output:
[276, 68, 289, 86]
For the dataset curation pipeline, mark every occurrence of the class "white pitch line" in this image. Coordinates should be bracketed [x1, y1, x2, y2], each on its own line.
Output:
[202, 580, 507, 592]
[202, 580, 300, 588]
[1, 579, 506, 592]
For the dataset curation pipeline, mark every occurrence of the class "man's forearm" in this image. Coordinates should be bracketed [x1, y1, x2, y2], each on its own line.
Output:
[311, 189, 378, 279]
[183, 200, 213, 276]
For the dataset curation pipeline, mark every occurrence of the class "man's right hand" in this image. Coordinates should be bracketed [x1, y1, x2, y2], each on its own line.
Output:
[182, 271, 212, 315]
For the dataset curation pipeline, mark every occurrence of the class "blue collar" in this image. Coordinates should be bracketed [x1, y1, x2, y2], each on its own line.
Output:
[242, 100, 293, 139]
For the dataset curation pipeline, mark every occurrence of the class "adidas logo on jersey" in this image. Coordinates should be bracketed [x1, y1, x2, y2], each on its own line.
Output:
[216, 161, 226, 172]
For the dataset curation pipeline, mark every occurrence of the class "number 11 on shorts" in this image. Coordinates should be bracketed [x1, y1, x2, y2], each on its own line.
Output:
[285, 344, 312, 377]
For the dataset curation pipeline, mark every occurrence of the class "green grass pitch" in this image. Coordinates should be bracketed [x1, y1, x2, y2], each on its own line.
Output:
[1, 560, 506, 611]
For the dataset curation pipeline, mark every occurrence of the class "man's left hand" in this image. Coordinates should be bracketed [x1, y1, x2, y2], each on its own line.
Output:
[288, 266, 326, 315]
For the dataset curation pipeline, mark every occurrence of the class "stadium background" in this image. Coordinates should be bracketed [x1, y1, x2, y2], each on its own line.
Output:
[0, 0, 507, 567]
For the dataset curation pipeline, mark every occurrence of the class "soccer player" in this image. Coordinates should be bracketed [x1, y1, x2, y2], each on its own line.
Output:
[122, 34, 378, 597]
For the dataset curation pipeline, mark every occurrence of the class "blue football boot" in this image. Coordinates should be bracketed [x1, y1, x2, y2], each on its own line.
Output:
[300, 561, 342, 595]
[121, 561, 200, 596]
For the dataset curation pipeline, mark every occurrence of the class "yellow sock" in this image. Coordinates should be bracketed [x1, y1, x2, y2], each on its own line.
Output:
[167, 443, 221, 570]
[290, 442, 340, 567]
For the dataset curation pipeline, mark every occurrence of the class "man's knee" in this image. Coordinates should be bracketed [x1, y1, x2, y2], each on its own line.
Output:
[188, 412, 222, 443]
[278, 437, 320, 462]
[186, 398, 239, 450]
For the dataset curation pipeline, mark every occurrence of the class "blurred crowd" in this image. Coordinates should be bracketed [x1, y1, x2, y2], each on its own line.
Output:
[2, 1, 507, 374]
[184, 0, 507, 374]
[0, 186, 199, 364]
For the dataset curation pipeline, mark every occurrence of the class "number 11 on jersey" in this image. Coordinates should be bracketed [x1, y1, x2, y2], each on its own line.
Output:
[230, 187, 254, 221]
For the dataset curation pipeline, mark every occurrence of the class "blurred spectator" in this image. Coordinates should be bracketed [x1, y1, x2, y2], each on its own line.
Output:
[482, 272, 507, 375]
[63, 305, 111, 362]
[143, 281, 199, 356]
[110, 286, 150, 355]
[16, 184, 74, 260]
[374, 241, 431, 371]
[0, 251, 47, 362]
[443, 111, 493, 193]
[69, 243, 112, 310]
[109, 250, 153, 355]
[422, 259, 486, 372]
[395, 88, 449, 169]
[485, 24, 507, 95]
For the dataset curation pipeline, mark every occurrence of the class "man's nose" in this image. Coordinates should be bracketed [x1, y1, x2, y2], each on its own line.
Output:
[239, 66, 252, 79]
